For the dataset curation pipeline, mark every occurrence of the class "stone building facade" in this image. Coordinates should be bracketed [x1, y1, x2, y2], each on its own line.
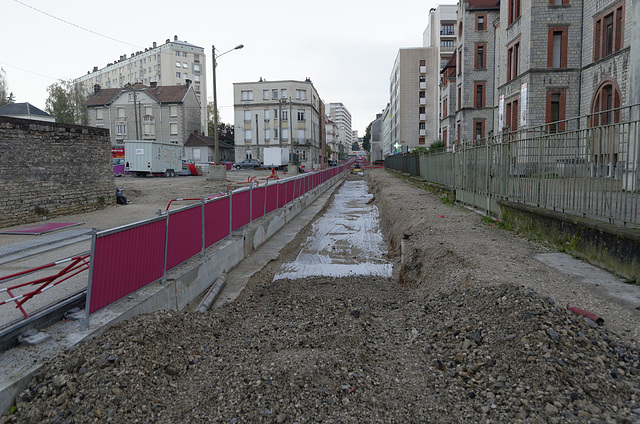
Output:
[85, 82, 202, 150]
[455, 0, 500, 144]
[0, 117, 114, 228]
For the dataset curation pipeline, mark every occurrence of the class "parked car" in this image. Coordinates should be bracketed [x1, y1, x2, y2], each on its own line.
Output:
[328, 160, 338, 167]
[234, 159, 262, 170]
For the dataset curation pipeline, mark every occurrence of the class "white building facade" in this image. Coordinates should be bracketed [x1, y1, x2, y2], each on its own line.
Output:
[233, 79, 322, 169]
[76, 36, 207, 136]
[326, 103, 353, 153]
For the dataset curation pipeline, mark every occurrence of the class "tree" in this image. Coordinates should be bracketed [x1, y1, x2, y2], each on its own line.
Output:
[352, 141, 360, 152]
[207, 101, 234, 144]
[362, 123, 371, 152]
[45, 79, 89, 125]
[326, 144, 333, 159]
[0, 68, 9, 107]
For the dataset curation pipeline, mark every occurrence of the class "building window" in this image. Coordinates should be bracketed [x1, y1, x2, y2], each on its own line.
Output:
[298, 129, 305, 142]
[443, 98, 448, 118]
[245, 129, 252, 142]
[281, 89, 287, 98]
[170, 123, 178, 136]
[509, 0, 521, 25]
[241, 90, 254, 101]
[116, 124, 126, 136]
[593, 4, 625, 61]
[458, 86, 462, 110]
[475, 44, 486, 69]
[546, 90, 566, 133]
[264, 110, 270, 121]
[419, 137, 426, 145]
[143, 122, 155, 137]
[548, 27, 568, 68]
[244, 110, 251, 122]
[505, 98, 519, 131]
[297, 110, 305, 121]
[263, 90, 269, 100]
[272, 89, 278, 99]
[443, 129, 448, 146]
[590, 79, 622, 126]
[550, 0, 569, 4]
[457, 122, 461, 144]
[476, 14, 486, 31]
[474, 120, 485, 142]
[282, 128, 289, 141]
[507, 39, 520, 81]
[265, 129, 270, 141]
[296, 89, 307, 100]
[144, 106, 153, 116]
[458, 21, 463, 37]
[474, 82, 486, 108]
[176, 72, 181, 78]
[175, 61, 181, 67]
[193, 64, 200, 72]
[169, 105, 177, 117]
[96, 108, 103, 120]
[441, 24, 454, 35]
[457, 49, 462, 75]
[117, 107, 125, 118]
[281, 110, 288, 121]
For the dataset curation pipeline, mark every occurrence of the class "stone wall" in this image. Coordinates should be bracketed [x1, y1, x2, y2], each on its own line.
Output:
[0, 117, 115, 228]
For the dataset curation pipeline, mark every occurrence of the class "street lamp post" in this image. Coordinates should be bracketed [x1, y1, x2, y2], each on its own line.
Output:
[212, 44, 243, 165]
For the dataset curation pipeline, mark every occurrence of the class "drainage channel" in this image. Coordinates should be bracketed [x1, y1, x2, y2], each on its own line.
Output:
[274, 179, 391, 280]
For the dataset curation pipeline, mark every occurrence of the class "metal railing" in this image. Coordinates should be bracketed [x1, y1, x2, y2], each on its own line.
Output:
[387, 104, 640, 227]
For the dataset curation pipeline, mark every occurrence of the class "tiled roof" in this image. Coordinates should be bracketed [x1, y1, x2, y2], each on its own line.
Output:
[0, 102, 52, 117]
[85, 83, 191, 106]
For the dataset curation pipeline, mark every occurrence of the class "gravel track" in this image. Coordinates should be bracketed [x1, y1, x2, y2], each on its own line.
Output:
[4, 169, 640, 423]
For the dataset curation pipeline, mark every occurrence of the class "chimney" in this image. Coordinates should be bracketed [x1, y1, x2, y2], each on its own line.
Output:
[150, 81, 158, 89]
[94, 84, 101, 94]
[194, 129, 199, 135]
[153, 41, 157, 48]
[185, 79, 192, 87]
[166, 39, 170, 44]
[174, 35, 178, 41]
[92, 66, 98, 72]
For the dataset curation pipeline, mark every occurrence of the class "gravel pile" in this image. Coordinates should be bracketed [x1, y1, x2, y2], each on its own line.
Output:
[5, 171, 640, 423]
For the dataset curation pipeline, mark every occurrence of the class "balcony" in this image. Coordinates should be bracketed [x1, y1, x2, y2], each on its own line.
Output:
[419, 98, 426, 105]
[420, 82, 427, 89]
[419, 114, 426, 121]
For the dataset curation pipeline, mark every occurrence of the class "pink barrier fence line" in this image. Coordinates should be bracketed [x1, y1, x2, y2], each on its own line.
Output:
[84, 165, 349, 320]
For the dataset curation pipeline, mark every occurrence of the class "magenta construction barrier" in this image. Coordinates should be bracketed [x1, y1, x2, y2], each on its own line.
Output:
[252, 186, 266, 221]
[204, 196, 230, 247]
[231, 189, 251, 231]
[166, 204, 203, 270]
[86, 165, 349, 317]
[88, 218, 166, 314]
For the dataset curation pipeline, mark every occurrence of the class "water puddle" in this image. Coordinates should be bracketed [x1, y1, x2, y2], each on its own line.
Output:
[274, 180, 392, 280]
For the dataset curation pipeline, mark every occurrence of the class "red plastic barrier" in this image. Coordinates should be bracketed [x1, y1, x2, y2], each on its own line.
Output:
[90, 218, 166, 313]
[231, 189, 251, 231]
[252, 186, 266, 221]
[166, 205, 202, 270]
[204, 196, 230, 247]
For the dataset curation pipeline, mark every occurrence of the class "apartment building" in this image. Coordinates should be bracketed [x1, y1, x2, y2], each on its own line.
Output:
[370, 113, 384, 162]
[325, 118, 343, 160]
[326, 103, 353, 153]
[390, 47, 437, 152]
[452, 0, 500, 145]
[233, 79, 322, 169]
[85, 82, 202, 147]
[76, 36, 207, 135]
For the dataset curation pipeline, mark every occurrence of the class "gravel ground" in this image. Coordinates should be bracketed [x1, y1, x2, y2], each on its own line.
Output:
[5, 169, 640, 423]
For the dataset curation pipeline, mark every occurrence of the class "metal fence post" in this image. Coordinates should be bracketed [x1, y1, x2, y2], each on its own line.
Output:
[80, 228, 98, 331]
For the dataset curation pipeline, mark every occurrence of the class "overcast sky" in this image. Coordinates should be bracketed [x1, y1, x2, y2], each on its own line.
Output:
[2, 0, 454, 134]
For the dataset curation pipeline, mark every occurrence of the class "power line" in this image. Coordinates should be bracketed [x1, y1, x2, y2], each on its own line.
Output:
[14, 0, 140, 48]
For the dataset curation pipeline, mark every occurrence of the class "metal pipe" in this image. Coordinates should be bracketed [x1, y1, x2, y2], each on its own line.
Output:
[566, 303, 604, 325]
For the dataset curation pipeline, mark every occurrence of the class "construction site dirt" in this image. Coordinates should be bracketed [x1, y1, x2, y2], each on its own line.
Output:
[3, 169, 640, 423]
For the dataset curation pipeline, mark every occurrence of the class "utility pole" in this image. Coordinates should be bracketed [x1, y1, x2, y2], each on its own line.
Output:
[212, 45, 219, 164]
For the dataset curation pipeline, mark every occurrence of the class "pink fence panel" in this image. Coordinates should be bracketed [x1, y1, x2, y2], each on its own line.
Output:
[89, 218, 166, 313]
[283, 180, 295, 205]
[204, 196, 230, 247]
[266, 183, 278, 213]
[252, 186, 266, 221]
[232, 189, 251, 231]
[166, 205, 202, 270]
